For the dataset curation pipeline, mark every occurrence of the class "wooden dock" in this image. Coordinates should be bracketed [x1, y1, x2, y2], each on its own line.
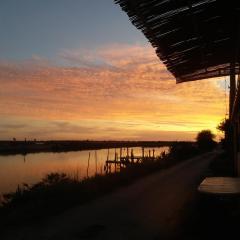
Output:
[104, 147, 158, 173]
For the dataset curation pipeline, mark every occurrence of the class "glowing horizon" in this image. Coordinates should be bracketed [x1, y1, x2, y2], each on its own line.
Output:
[0, 43, 228, 141]
[0, 1, 229, 142]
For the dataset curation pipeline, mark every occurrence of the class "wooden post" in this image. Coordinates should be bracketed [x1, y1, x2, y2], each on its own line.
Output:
[114, 149, 117, 172]
[238, 116, 240, 175]
[120, 148, 122, 170]
[87, 152, 90, 178]
[106, 149, 109, 174]
[230, 61, 236, 115]
[95, 150, 98, 175]
[230, 60, 237, 175]
[236, 77, 240, 176]
[120, 147, 122, 160]
[131, 149, 134, 163]
[107, 148, 109, 161]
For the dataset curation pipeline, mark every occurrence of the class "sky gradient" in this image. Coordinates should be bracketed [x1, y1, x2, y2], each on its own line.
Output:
[0, 0, 228, 141]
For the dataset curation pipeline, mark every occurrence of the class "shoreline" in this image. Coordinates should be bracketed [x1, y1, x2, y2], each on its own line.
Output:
[0, 150, 218, 239]
[0, 142, 202, 223]
[0, 140, 183, 156]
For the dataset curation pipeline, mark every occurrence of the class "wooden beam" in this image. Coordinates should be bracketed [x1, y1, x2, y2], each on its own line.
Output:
[229, 60, 238, 176]
[231, 77, 240, 120]
[230, 61, 236, 116]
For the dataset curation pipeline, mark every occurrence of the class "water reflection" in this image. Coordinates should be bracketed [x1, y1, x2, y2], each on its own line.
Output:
[0, 147, 168, 194]
[23, 153, 27, 163]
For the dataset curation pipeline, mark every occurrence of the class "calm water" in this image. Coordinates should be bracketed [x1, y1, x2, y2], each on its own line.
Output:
[0, 146, 169, 194]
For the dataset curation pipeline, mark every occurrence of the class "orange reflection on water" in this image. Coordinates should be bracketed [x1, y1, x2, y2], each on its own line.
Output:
[0, 147, 169, 194]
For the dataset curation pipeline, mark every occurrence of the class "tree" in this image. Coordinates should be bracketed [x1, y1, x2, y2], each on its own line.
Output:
[217, 118, 230, 149]
[196, 130, 216, 151]
[217, 118, 230, 134]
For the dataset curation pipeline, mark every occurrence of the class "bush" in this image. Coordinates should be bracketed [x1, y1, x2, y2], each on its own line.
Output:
[167, 142, 199, 161]
[196, 130, 216, 151]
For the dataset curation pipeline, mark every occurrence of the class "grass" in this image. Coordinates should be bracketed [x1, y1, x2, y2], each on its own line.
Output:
[0, 142, 206, 227]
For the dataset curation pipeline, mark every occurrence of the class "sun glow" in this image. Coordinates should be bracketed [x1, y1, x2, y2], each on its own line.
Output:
[0, 44, 227, 141]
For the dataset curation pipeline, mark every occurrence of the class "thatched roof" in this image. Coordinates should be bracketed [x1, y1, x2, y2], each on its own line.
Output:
[115, 0, 240, 83]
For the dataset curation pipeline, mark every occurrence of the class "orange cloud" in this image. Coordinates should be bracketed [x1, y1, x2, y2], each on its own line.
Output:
[0, 44, 228, 140]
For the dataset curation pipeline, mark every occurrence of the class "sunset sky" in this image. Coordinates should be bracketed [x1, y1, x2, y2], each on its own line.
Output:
[0, 0, 228, 141]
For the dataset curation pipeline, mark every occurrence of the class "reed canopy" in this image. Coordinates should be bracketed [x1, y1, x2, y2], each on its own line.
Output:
[115, 0, 240, 83]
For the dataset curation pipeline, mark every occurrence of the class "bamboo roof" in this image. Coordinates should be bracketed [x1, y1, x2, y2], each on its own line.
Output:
[115, 0, 240, 83]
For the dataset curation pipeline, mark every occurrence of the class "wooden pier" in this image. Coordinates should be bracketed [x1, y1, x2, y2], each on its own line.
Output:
[104, 148, 158, 173]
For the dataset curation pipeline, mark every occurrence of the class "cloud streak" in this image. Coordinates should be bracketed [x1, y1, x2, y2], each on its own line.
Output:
[0, 44, 227, 140]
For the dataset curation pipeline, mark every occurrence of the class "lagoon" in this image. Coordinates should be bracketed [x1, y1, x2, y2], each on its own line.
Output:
[0, 146, 168, 194]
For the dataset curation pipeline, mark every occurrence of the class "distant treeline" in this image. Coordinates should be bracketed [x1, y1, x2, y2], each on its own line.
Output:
[0, 140, 192, 155]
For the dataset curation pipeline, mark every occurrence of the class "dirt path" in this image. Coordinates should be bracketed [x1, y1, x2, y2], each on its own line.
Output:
[2, 151, 217, 240]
